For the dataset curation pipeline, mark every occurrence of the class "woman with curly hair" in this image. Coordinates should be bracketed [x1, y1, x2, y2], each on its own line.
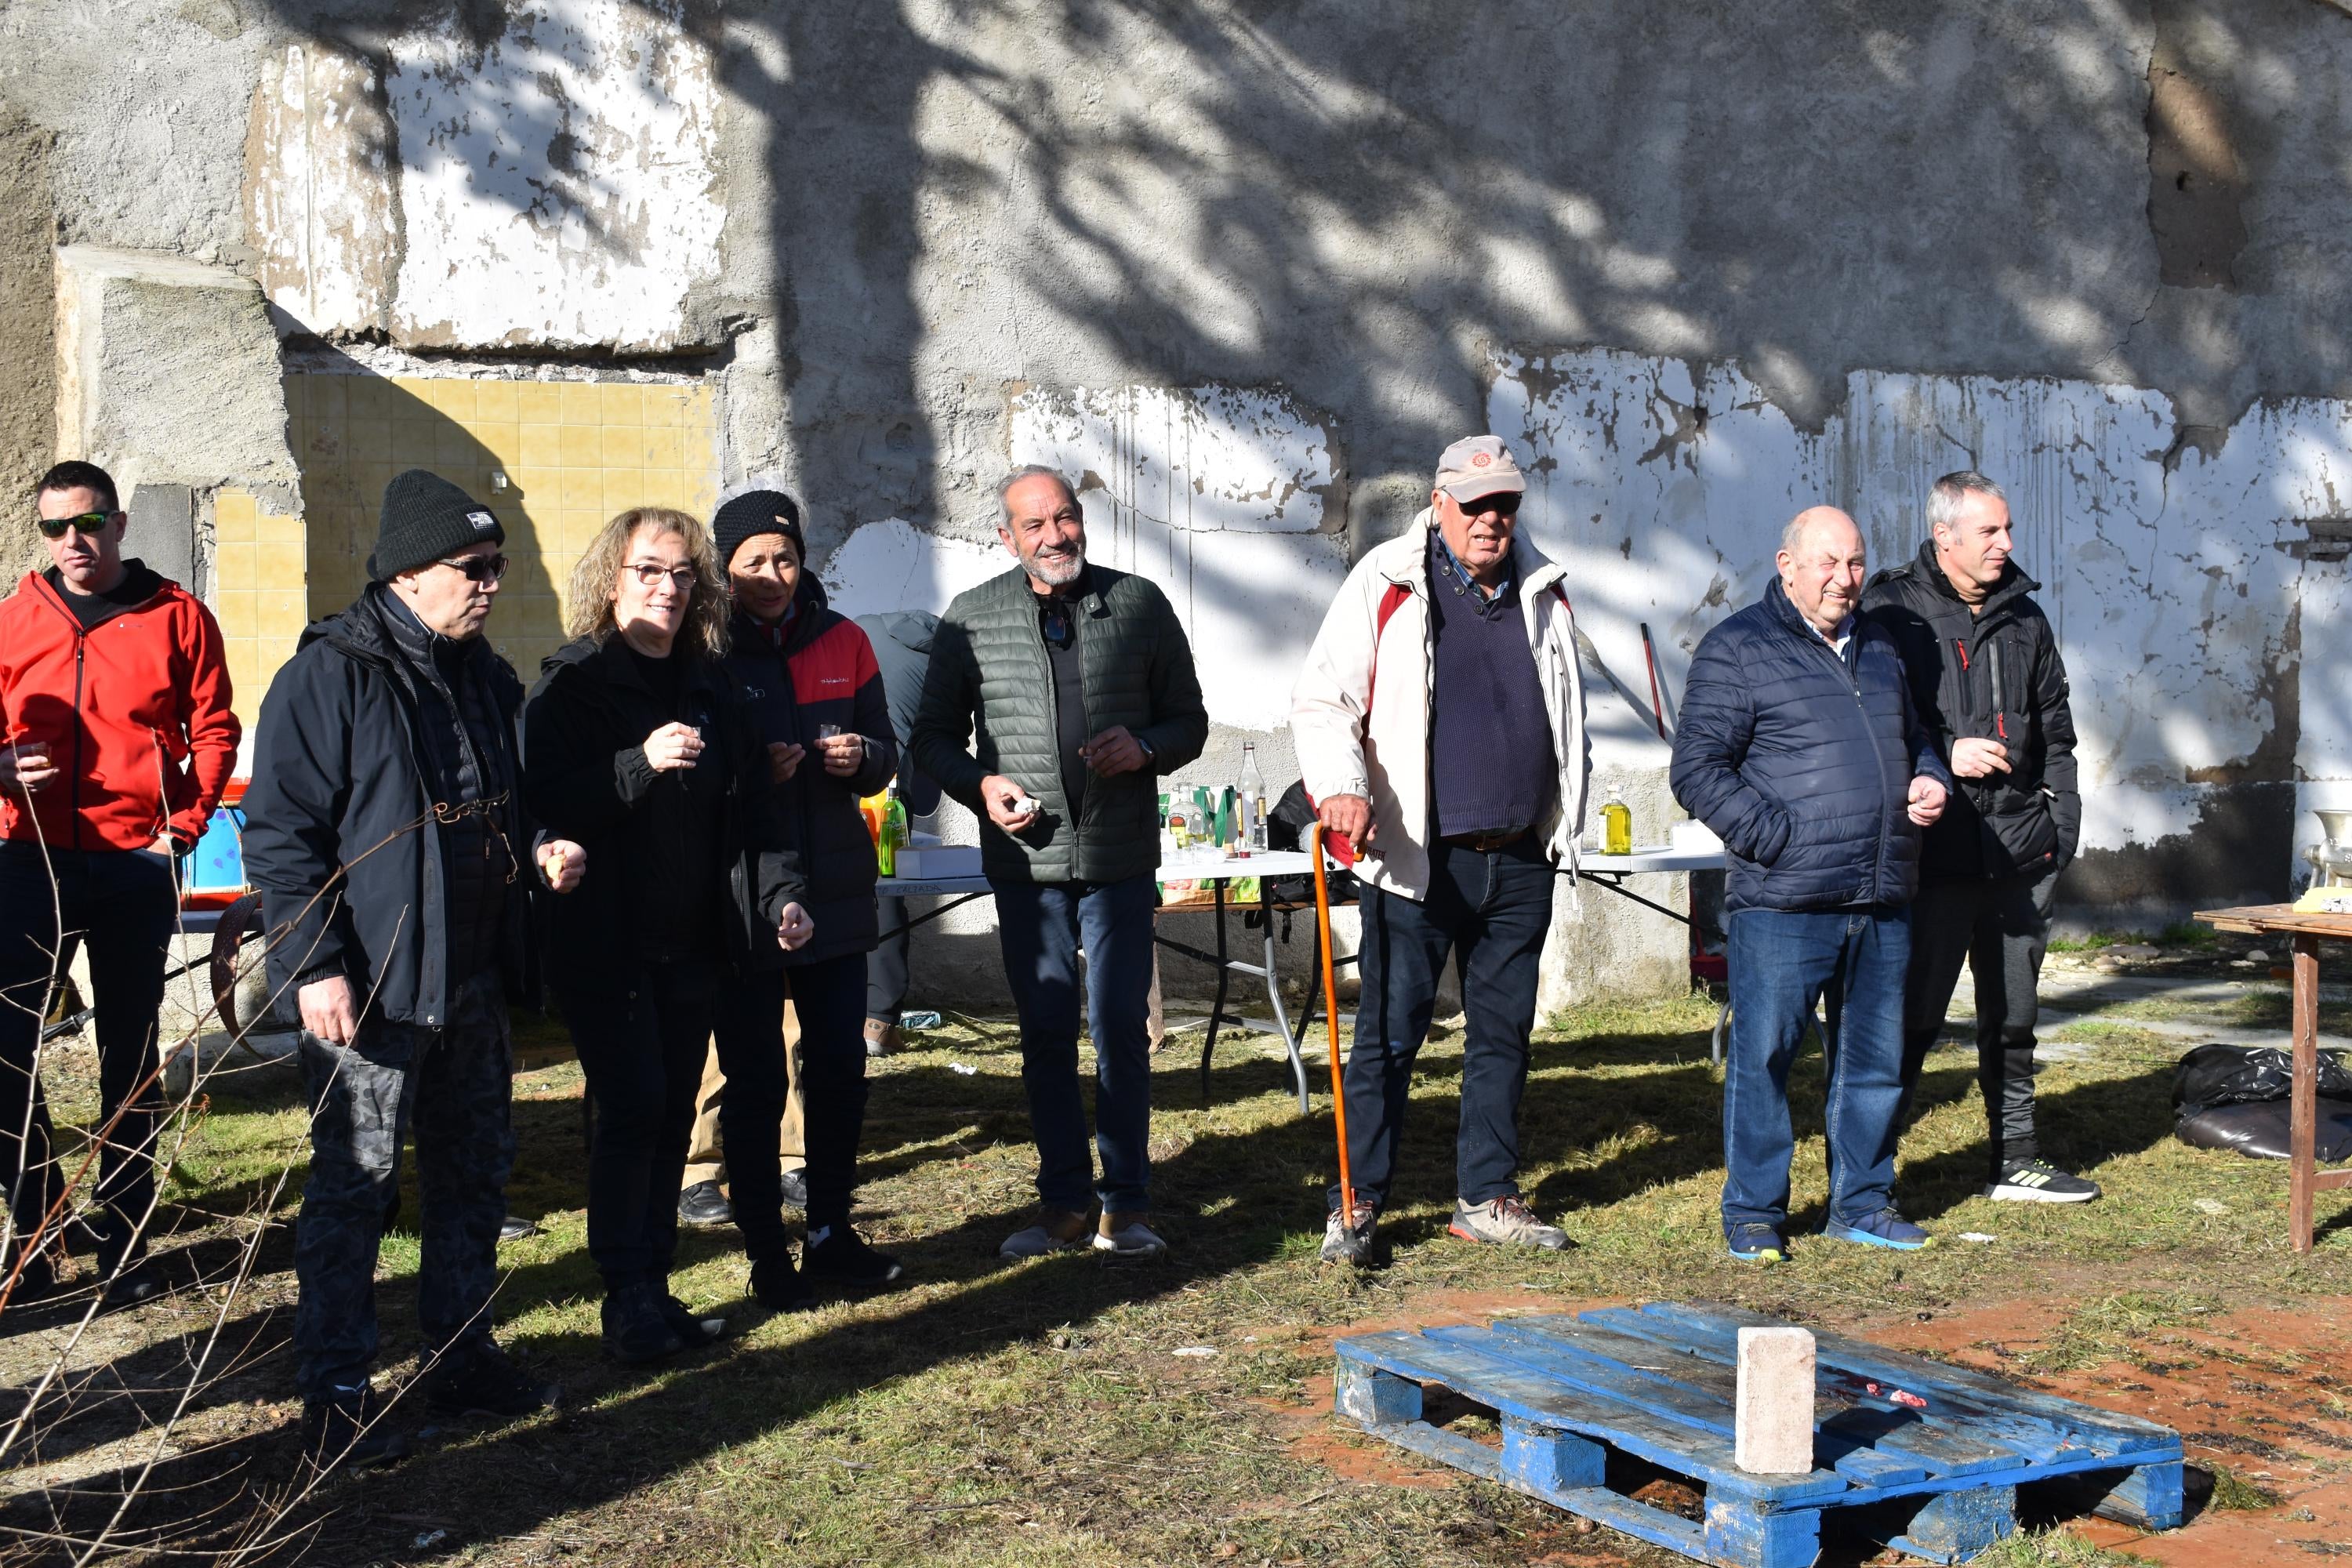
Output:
[523, 506, 814, 1363]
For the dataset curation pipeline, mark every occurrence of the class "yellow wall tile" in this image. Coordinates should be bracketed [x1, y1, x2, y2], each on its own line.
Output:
[257, 588, 307, 637]
[641, 426, 679, 469]
[559, 424, 601, 469]
[474, 380, 519, 423]
[601, 470, 648, 513]
[256, 548, 306, 592]
[516, 382, 561, 424]
[519, 423, 562, 470]
[213, 502, 257, 544]
[558, 469, 603, 512]
[213, 590, 256, 638]
[557, 382, 602, 426]
[599, 383, 643, 425]
[600, 424, 641, 466]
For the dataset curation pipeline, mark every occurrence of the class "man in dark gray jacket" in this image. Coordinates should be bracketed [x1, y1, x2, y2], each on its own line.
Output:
[245, 470, 584, 1472]
[910, 466, 1207, 1261]
[1864, 471, 2094, 1204]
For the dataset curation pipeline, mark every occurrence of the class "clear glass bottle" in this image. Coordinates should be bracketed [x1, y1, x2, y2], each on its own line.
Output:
[1601, 789, 1632, 856]
[1236, 743, 1269, 855]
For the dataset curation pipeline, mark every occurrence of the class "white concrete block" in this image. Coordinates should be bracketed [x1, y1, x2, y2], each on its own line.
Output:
[1735, 1326, 1817, 1475]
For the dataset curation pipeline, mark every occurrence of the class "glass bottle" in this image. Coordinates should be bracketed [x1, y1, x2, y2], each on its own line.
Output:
[1236, 743, 1269, 855]
[880, 781, 907, 877]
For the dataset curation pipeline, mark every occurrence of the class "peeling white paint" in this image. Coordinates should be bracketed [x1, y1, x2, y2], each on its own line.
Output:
[248, 45, 396, 336]
[1489, 348, 2352, 883]
[1011, 384, 1349, 731]
[818, 517, 1006, 622]
[385, 0, 723, 351]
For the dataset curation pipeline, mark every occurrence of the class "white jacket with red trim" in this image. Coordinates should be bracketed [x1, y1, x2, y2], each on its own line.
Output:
[1290, 508, 1588, 902]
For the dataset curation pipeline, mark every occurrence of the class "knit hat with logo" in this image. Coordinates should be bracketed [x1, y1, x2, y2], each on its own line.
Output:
[712, 488, 806, 569]
[368, 468, 503, 580]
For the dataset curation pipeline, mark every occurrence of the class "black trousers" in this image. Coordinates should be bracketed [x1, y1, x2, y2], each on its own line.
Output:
[0, 840, 176, 1270]
[562, 958, 717, 1290]
[1900, 870, 2056, 1171]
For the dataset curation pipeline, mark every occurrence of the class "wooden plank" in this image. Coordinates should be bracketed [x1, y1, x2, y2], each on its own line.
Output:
[1336, 1334, 1849, 1502]
[1886, 1483, 2017, 1564]
[2296, 933, 2322, 1256]
[2095, 1460, 2186, 1530]
[2195, 905, 2352, 939]
[1359, 1418, 1709, 1560]
[1704, 1494, 1824, 1568]
[1613, 1304, 2176, 1454]
[1454, 1323, 1739, 1435]
[1501, 1415, 1605, 1491]
[1336, 1356, 1421, 1426]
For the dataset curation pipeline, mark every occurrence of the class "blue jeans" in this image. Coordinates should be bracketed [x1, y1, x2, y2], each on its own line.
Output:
[994, 874, 1156, 1213]
[1722, 904, 1911, 1236]
[1339, 837, 1553, 1210]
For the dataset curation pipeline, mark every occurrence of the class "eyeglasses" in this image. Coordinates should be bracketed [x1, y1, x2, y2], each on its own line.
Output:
[1454, 492, 1522, 519]
[437, 553, 509, 583]
[626, 561, 699, 589]
[35, 511, 113, 540]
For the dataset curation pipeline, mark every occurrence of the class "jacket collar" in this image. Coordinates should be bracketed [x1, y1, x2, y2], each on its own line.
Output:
[1763, 575, 1860, 662]
[1384, 506, 1566, 599]
[593, 627, 719, 697]
[1911, 535, 2038, 617]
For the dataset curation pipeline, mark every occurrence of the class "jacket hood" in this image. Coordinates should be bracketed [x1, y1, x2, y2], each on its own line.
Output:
[861, 608, 939, 656]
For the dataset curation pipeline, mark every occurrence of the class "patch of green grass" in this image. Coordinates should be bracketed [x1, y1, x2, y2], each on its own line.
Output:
[2049, 930, 2151, 953]
[2205, 1462, 2282, 1511]
[2016, 1290, 2220, 1374]
[2158, 920, 2219, 949]
[1973, 1526, 2157, 1567]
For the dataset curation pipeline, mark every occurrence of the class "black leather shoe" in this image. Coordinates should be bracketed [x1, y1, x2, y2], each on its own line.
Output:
[601, 1283, 684, 1364]
[657, 1292, 725, 1346]
[749, 1254, 816, 1312]
[101, 1261, 162, 1310]
[300, 1385, 410, 1474]
[777, 1169, 808, 1210]
[802, 1225, 904, 1288]
[498, 1215, 543, 1243]
[422, 1338, 559, 1420]
[677, 1181, 734, 1228]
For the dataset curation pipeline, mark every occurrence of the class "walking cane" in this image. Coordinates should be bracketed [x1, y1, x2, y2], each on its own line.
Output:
[1310, 822, 1359, 1232]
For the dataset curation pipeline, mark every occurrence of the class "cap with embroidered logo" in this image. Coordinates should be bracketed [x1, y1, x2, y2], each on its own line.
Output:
[1432, 435, 1526, 503]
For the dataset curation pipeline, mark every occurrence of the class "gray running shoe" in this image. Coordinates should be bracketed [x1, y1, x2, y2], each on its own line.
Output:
[1449, 1195, 1575, 1251]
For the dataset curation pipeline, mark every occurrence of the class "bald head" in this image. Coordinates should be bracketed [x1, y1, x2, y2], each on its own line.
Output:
[1777, 506, 1867, 637]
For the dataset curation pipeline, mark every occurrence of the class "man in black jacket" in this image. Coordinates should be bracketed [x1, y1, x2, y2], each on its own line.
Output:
[1864, 471, 2095, 1203]
[245, 470, 586, 1472]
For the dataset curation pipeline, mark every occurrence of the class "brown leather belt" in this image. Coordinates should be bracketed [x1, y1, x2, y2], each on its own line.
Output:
[1441, 828, 1526, 852]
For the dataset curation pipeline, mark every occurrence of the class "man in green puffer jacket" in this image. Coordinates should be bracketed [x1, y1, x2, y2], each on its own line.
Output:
[911, 466, 1207, 1261]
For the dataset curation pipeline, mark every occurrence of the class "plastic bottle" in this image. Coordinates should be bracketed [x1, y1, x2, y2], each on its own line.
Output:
[1601, 789, 1632, 856]
[1236, 743, 1269, 855]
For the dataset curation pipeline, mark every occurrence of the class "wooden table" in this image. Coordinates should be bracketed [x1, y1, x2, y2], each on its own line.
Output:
[2196, 903, 2352, 1254]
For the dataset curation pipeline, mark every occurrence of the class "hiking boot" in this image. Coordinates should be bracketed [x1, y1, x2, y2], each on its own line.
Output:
[499, 1215, 543, 1242]
[1822, 1207, 1933, 1250]
[863, 1018, 899, 1058]
[299, 1384, 409, 1474]
[1987, 1159, 2100, 1204]
[1449, 1196, 1575, 1251]
[101, 1261, 162, 1310]
[1000, 1207, 1092, 1259]
[750, 1254, 817, 1312]
[803, 1224, 904, 1287]
[1094, 1211, 1168, 1261]
[1727, 1224, 1786, 1264]
[779, 1168, 809, 1210]
[421, 1338, 559, 1420]
[677, 1180, 734, 1228]
[1321, 1193, 1378, 1266]
[658, 1292, 726, 1347]
[601, 1283, 685, 1364]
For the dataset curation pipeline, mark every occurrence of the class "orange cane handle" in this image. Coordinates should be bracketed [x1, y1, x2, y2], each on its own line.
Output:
[1312, 825, 1358, 1232]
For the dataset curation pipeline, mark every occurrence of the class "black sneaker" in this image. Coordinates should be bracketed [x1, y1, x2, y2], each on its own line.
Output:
[1987, 1158, 2101, 1203]
[778, 1168, 808, 1210]
[101, 1261, 162, 1310]
[421, 1338, 559, 1420]
[657, 1292, 726, 1347]
[802, 1225, 903, 1287]
[299, 1385, 410, 1473]
[750, 1254, 817, 1312]
[601, 1283, 684, 1364]
[498, 1215, 543, 1243]
[677, 1180, 734, 1228]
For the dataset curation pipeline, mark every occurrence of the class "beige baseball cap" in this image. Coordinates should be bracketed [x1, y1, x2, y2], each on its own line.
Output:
[1432, 434, 1527, 503]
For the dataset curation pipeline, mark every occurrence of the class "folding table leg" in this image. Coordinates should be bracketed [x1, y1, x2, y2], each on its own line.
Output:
[2293, 933, 2319, 1255]
[1196, 882, 1235, 1104]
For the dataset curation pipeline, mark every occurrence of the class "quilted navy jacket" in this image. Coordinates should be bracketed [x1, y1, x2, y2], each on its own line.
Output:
[1670, 577, 1951, 914]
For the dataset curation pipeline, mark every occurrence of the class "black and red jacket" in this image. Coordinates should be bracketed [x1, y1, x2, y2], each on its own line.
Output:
[724, 576, 896, 964]
[0, 565, 240, 853]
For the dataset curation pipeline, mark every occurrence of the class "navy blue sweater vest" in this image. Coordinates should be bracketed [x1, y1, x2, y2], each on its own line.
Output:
[1427, 538, 1555, 839]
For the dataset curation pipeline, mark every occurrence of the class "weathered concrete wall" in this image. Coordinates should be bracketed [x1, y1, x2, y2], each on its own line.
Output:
[5, 0, 2352, 1005]
[0, 101, 54, 586]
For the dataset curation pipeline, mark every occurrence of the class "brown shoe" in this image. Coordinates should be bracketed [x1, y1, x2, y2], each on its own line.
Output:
[1094, 1211, 1167, 1260]
[999, 1207, 1092, 1258]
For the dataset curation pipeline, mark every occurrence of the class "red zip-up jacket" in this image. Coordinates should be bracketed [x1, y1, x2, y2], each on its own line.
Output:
[0, 567, 241, 852]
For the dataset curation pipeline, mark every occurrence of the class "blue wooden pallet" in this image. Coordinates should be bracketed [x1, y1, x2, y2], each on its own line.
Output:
[1334, 1301, 2183, 1567]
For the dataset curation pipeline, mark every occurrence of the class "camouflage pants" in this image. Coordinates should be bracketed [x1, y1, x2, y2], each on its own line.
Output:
[293, 973, 514, 1402]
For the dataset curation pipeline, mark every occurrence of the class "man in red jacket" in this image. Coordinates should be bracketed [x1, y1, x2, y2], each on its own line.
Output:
[0, 460, 239, 1304]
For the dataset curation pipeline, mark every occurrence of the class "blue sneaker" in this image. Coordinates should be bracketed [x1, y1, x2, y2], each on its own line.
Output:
[1822, 1208, 1933, 1250]
[1727, 1224, 1785, 1264]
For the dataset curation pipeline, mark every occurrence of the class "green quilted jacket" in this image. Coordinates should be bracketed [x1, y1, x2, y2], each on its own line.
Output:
[910, 564, 1207, 884]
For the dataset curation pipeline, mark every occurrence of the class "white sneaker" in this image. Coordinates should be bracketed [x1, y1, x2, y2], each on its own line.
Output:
[999, 1208, 1092, 1259]
[1449, 1196, 1575, 1251]
[1093, 1212, 1168, 1260]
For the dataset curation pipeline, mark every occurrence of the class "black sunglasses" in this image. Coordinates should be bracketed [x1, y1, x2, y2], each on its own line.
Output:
[1455, 492, 1522, 519]
[437, 553, 510, 583]
[35, 511, 114, 541]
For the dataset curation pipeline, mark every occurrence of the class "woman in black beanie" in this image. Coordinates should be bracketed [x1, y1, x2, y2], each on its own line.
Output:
[522, 506, 814, 1362]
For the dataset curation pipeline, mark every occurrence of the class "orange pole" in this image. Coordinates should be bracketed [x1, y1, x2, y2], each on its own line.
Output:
[1311, 823, 1358, 1231]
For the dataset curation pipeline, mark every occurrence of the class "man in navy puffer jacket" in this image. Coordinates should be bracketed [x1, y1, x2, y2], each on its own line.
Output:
[1671, 507, 1952, 1263]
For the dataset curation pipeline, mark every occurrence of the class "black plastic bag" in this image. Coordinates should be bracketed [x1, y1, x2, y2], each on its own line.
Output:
[1264, 779, 1359, 909]
[2172, 1042, 2352, 1120]
[2176, 1100, 2352, 1162]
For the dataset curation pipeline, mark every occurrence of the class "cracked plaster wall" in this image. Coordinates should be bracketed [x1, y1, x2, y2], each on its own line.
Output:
[5, 0, 2352, 1000]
